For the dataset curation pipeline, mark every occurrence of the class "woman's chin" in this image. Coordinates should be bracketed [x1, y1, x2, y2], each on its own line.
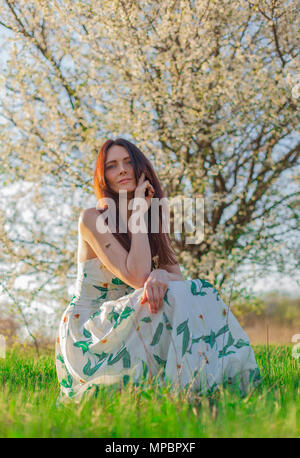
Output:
[118, 187, 135, 194]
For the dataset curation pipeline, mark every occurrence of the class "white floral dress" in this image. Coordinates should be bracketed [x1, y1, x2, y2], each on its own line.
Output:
[55, 257, 262, 405]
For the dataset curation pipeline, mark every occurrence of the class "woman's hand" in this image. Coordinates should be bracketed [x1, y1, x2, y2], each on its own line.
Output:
[140, 269, 169, 313]
[134, 172, 155, 213]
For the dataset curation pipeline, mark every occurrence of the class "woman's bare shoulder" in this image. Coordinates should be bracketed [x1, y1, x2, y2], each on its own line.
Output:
[79, 207, 98, 221]
[79, 207, 100, 234]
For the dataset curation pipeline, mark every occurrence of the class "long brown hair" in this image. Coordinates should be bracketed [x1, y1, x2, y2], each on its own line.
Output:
[93, 138, 178, 270]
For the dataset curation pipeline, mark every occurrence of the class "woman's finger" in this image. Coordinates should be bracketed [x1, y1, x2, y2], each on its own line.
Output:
[139, 173, 147, 185]
[141, 285, 153, 308]
[141, 284, 150, 304]
[140, 291, 148, 304]
[154, 285, 165, 311]
[152, 287, 160, 311]
[158, 285, 166, 310]
[148, 285, 157, 312]
[146, 285, 158, 313]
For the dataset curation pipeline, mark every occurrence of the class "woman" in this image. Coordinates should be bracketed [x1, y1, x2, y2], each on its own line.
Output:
[55, 138, 262, 404]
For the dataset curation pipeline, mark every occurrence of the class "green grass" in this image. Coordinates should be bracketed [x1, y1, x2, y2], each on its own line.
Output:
[0, 344, 298, 438]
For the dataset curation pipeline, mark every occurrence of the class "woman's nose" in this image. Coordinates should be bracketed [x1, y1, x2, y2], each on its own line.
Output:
[118, 163, 127, 173]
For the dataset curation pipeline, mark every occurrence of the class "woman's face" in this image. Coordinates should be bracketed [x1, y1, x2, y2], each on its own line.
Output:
[105, 145, 136, 194]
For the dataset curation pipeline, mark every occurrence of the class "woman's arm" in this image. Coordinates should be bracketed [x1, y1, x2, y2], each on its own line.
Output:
[126, 229, 152, 286]
[164, 271, 184, 281]
[80, 209, 151, 289]
[159, 263, 184, 281]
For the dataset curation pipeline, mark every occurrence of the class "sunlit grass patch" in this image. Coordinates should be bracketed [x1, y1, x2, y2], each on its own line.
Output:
[0, 344, 298, 438]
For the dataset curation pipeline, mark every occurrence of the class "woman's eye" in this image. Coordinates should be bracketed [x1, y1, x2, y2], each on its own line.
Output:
[107, 160, 131, 169]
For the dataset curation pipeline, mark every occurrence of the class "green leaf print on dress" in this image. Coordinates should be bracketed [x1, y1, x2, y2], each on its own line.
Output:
[56, 353, 74, 389]
[108, 306, 135, 329]
[141, 360, 148, 379]
[73, 340, 92, 354]
[56, 353, 64, 364]
[218, 331, 236, 358]
[249, 367, 262, 384]
[69, 295, 78, 306]
[201, 330, 217, 349]
[188, 324, 229, 354]
[150, 322, 164, 346]
[90, 309, 102, 319]
[122, 350, 131, 369]
[234, 338, 250, 349]
[162, 311, 172, 330]
[60, 373, 73, 389]
[83, 356, 108, 376]
[215, 324, 230, 338]
[73, 326, 93, 354]
[123, 374, 130, 387]
[83, 327, 92, 338]
[153, 354, 167, 368]
[112, 277, 126, 285]
[187, 336, 202, 355]
[107, 346, 131, 368]
[190, 279, 212, 296]
[118, 306, 134, 324]
[107, 307, 119, 327]
[212, 287, 221, 301]
[94, 351, 108, 361]
[197, 324, 230, 350]
[200, 279, 213, 288]
[163, 288, 171, 306]
[176, 319, 190, 357]
[91, 284, 109, 304]
[140, 316, 152, 323]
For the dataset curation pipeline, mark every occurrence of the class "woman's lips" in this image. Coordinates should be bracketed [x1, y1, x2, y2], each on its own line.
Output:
[119, 179, 131, 183]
